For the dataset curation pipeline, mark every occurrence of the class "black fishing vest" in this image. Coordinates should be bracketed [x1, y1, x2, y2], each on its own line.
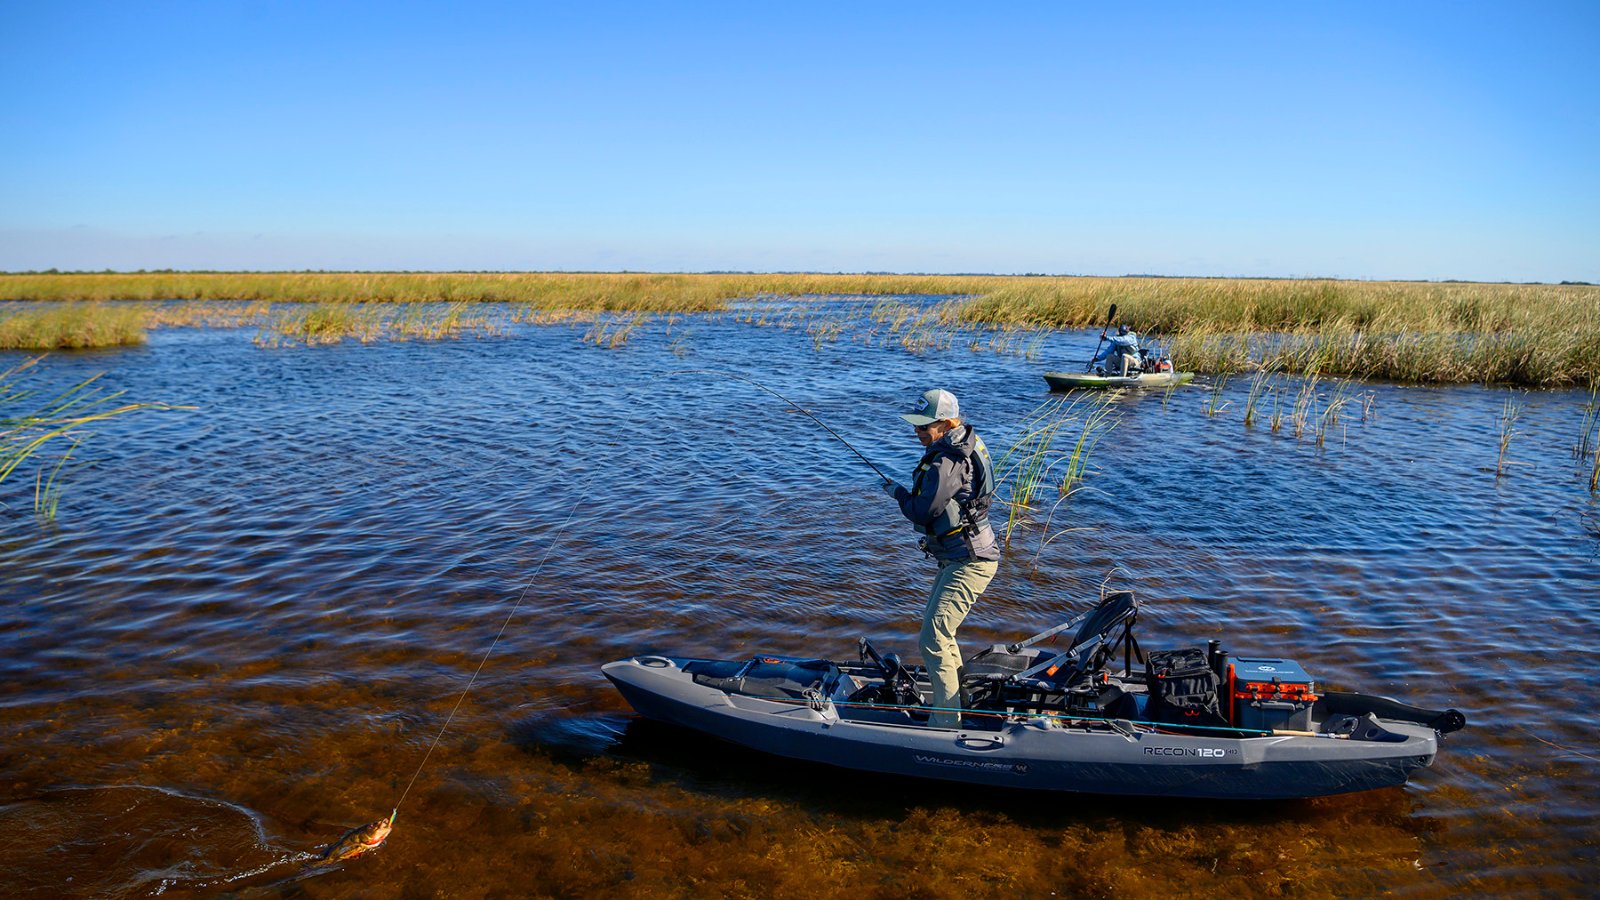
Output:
[910, 428, 996, 541]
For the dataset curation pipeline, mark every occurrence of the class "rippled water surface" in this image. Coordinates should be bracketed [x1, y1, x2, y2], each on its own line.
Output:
[2, 301, 1597, 897]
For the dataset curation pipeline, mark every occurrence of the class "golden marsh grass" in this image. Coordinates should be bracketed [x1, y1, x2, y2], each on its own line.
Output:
[0, 302, 147, 350]
[3, 273, 1596, 384]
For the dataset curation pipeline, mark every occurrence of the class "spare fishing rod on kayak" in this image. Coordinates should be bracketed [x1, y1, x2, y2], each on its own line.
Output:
[668, 369, 896, 485]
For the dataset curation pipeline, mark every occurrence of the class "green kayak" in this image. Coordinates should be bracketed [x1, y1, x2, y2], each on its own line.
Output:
[1043, 370, 1195, 391]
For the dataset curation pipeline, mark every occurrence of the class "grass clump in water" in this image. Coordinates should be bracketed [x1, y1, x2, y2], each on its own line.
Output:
[1241, 364, 1276, 428]
[252, 301, 502, 347]
[1314, 380, 1354, 448]
[1496, 392, 1525, 478]
[0, 303, 148, 350]
[581, 312, 649, 349]
[1204, 374, 1231, 418]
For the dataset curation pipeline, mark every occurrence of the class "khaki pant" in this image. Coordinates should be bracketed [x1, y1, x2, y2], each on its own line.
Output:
[918, 557, 999, 728]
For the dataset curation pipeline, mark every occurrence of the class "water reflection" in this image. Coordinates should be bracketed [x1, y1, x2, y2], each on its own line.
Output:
[0, 303, 1596, 895]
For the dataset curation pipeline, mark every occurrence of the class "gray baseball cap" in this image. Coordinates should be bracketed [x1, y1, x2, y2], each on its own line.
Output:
[900, 389, 960, 426]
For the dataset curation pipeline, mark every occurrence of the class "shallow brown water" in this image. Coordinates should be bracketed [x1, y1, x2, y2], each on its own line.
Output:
[1, 302, 1597, 897]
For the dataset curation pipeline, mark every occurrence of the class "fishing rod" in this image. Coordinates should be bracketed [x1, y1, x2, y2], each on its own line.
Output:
[669, 369, 896, 485]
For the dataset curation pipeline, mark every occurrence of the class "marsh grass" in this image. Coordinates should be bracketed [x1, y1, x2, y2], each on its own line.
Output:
[251, 301, 503, 347]
[1161, 378, 1181, 411]
[582, 312, 650, 349]
[992, 393, 1119, 558]
[1576, 385, 1599, 459]
[1205, 374, 1231, 417]
[1031, 397, 1120, 562]
[0, 302, 148, 349]
[2, 356, 189, 517]
[733, 296, 1048, 360]
[1315, 381, 1354, 449]
[142, 300, 272, 328]
[5, 274, 1597, 384]
[33, 436, 78, 520]
[1241, 364, 1277, 427]
[0, 272, 767, 310]
[513, 307, 599, 326]
[1578, 385, 1600, 491]
[392, 300, 498, 341]
[1290, 373, 1323, 439]
[807, 317, 844, 351]
[969, 326, 1049, 360]
[256, 303, 367, 346]
[994, 397, 1072, 543]
[1497, 392, 1525, 478]
[1103, 280, 1599, 387]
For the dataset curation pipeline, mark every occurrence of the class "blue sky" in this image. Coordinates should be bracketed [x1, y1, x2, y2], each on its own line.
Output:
[2, 2, 1596, 280]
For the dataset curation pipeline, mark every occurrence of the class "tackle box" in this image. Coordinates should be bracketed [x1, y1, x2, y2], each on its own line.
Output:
[1229, 657, 1317, 732]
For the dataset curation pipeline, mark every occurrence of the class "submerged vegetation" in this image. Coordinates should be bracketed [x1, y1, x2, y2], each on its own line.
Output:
[2, 272, 1597, 386]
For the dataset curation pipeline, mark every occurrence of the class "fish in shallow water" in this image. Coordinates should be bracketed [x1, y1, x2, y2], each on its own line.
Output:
[320, 813, 393, 861]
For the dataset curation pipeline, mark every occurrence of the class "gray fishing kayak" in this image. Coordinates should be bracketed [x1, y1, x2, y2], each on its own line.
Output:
[1043, 370, 1195, 391]
[603, 591, 1465, 800]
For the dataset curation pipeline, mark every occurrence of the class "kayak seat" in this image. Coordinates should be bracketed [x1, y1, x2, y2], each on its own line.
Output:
[1066, 591, 1138, 655]
[1016, 590, 1142, 688]
[963, 592, 1144, 713]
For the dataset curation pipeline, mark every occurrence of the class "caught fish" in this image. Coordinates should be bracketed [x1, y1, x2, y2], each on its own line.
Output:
[320, 812, 394, 862]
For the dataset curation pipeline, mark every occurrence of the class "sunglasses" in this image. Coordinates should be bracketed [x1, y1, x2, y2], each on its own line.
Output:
[915, 422, 937, 433]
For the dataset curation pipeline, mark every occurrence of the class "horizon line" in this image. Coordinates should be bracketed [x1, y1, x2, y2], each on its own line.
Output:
[1, 269, 1591, 287]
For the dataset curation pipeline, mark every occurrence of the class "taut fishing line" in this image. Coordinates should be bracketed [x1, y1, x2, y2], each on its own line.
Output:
[390, 483, 591, 820]
[667, 369, 895, 484]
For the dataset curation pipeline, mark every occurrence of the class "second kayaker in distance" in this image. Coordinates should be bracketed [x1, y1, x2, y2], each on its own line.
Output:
[1094, 323, 1143, 375]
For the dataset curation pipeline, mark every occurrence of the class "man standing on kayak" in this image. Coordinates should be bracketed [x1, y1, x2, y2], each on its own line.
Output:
[881, 389, 1000, 729]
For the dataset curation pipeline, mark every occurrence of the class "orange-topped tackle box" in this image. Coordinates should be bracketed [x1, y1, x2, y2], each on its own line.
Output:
[1229, 657, 1318, 732]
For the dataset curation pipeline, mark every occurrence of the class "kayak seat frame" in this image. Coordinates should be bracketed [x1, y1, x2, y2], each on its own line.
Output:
[963, 591, 1146, 717]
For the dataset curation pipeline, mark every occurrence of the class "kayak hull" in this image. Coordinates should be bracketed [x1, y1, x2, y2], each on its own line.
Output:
[1043, 371, 1194, 391]
[602, 655, 1441, 800]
